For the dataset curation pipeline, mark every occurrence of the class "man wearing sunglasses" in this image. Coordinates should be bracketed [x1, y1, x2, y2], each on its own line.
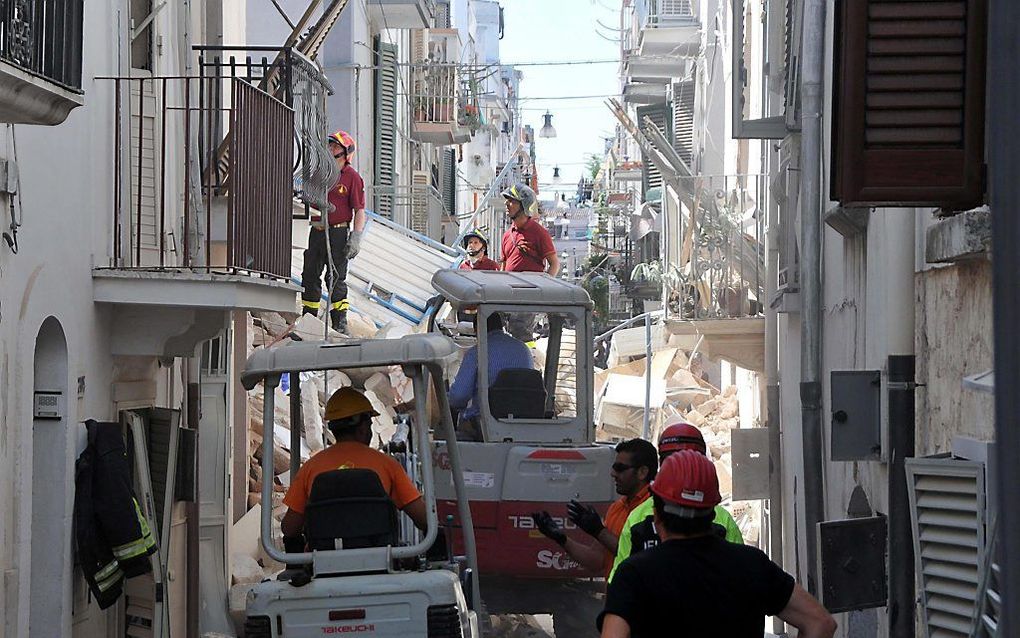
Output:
[531, 438, 657, 579]
[608, 419, 743, 582]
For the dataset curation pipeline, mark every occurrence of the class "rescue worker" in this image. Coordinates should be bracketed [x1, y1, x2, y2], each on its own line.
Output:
[609, 420, 743, 581]
[460, 231, 500, 271]
[281, 388, 427, 552]
[500, 182, 559, 276]
[301, 130, 366, 334]
[500, 183, 559, 341]
[531, 438, 656, 578]
[599, 450, 837, 638]
[448, 312, 533, 440]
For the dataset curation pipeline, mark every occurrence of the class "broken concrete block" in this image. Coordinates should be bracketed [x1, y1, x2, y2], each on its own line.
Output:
[231, 552, 265, 586]
[347, 311, 379, 339]
[229, 584, 254, 635]
[300, 375, 324, 454]
[365, 372, 396, 407]
[256, 312, 293, 338]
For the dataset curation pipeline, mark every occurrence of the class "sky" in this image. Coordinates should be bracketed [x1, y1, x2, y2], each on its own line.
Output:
[498, 0, 621, 200]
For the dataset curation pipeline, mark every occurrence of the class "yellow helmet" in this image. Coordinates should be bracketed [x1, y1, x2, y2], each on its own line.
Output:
[324, 387, 379, 422]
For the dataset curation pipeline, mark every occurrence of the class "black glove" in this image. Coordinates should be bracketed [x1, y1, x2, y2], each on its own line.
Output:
[567, 500, 605, 538]
[531, 511, 566, 546]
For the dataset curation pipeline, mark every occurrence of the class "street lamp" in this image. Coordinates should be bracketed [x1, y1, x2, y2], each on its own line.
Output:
[539, 111, 557, 138]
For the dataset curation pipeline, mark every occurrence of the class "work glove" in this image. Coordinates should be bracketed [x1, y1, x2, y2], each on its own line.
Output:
[531, 511, 567, 546]
[567, 500, 605, 538]
[346, 230, 363, 260]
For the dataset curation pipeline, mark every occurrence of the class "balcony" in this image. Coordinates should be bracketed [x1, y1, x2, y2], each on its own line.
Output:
[662, 174, 765, 371]
[367, 0, 435, 29]
[0, 0, 84, 125]
[634, 0, 701, 58]
[410, 29, 470, 145]
[623, 81, 668, 104]
[93, 48, 320, 355]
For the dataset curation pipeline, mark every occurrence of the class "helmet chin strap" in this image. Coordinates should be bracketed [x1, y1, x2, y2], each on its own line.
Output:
[466, 248, 481, 257]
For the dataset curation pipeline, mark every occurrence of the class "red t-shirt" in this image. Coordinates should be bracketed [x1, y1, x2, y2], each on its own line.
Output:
[313, 164, 365, 225]
[501, 217, 556, 272]
[460, 256, 500, 271]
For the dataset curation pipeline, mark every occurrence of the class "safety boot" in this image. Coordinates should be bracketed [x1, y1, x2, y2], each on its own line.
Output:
[330, 309, 348, 334]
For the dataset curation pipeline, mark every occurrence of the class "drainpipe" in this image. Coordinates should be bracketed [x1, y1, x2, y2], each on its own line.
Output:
[988, 0, 1019, 633]
[798, 0, 826, 596]
[765, 171, 785, 635]
[880, 209, 916, 638]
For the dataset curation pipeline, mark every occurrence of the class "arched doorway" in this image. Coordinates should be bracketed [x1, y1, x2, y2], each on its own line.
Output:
[31, 317, 70, 635]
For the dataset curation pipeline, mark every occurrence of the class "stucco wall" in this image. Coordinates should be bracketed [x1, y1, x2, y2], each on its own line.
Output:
[914, 259, 995, 455]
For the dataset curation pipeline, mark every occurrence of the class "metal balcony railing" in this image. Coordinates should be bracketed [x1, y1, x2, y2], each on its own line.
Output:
[0, 0, 84, 90]
[634, 0, 698, 28]
[411, 63, 459, 125]
[369, 184, 449, 240]
[665, 174, 765, 320]
[103, 51, 305, 280]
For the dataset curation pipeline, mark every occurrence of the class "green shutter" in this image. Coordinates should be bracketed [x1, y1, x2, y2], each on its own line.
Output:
[637, 103, 671, 200]
[442, 149, 457, 217]
[374, 39, 398, 218]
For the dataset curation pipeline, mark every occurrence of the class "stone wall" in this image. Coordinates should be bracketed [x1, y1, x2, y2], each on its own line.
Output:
[914, 259, 995, 455]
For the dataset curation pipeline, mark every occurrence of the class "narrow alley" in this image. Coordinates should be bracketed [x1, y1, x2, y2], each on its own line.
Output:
[0, 1, 1015, 637]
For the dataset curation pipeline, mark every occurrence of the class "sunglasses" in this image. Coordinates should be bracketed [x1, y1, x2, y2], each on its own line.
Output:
[612, 462, 635, 473]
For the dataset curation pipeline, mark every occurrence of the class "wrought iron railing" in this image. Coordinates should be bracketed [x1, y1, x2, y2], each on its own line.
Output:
[665, 174, 765, 320]
[0, 0, 84, 90]
[368, 183, 449, 239]
[635, 0, 698, 28]
[411, 62, 459, 126]
[103, 58, 298, 280]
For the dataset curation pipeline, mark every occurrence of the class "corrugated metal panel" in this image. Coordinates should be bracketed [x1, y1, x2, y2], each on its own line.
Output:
[293, 212, 459, 328]
[374, 39, 398, 218]
[906, 457, 987, 638]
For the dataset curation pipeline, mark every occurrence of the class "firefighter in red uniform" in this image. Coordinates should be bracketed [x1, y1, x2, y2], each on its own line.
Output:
[459, 231, 499, 271]
[301, 130, 366, 333]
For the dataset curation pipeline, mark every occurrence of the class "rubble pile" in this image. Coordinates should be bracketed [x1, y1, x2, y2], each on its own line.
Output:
[595, 335, 763, 545]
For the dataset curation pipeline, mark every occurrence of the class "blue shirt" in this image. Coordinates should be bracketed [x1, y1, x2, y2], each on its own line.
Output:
[449, 330, 534, 420]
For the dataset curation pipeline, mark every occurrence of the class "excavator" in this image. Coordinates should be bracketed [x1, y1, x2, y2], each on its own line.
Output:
[429, 269, 616, 633]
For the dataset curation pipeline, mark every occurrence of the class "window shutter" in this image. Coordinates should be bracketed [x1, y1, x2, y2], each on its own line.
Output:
[637, 103, 671, 199]
[672, 81, 696, 168]
[374, 39, 398, 218]
[831, 0, 987, 208]
[905, 457, 987, 638]
[442, 148, 457, 217]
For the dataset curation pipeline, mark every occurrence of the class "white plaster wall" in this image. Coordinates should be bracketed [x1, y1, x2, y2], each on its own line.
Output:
[0, 2, 236, 634]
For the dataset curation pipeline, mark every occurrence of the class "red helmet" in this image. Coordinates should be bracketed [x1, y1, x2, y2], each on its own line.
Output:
[651, 449, 721, 517]
[327, 130, 356, 159]
[658, 420, 706, 455]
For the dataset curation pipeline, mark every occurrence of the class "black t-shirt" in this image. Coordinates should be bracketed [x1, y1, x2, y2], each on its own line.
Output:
[598, 536, 796, 637]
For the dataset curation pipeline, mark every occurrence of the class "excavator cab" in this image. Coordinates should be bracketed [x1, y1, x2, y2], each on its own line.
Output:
[239, 335, 482, 637]
[429, 270, 616, 585]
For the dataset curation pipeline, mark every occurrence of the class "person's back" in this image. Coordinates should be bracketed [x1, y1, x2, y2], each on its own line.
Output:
[449, 316, 534, 421]
[602, 535, 794, 637]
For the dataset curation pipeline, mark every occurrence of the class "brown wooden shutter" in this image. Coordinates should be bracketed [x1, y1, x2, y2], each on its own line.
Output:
[831, 0, 987, 208]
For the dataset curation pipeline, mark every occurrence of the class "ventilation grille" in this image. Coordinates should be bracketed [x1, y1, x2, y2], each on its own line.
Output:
[905, 457, 986, 638]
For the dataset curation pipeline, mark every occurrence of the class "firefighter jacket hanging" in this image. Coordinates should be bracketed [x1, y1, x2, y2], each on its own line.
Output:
[73, 419, 158, 609]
